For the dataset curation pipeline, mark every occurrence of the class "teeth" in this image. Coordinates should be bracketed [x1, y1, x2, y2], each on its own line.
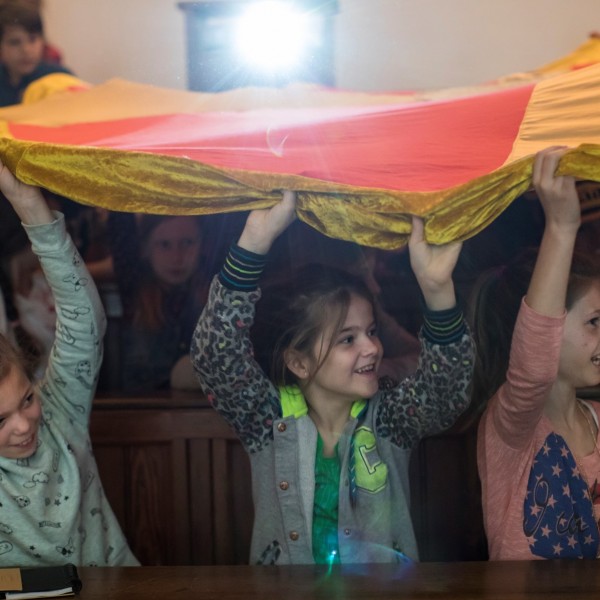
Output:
[593, 356, 600, 366]
[356, 365, 374, 374]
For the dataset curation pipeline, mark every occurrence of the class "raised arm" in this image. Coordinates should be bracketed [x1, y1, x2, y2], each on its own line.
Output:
[378, 215, 474, 447]
[484, 147, 580, 447]
[191, 192, 296, 452]
[0, 160, 105, 423]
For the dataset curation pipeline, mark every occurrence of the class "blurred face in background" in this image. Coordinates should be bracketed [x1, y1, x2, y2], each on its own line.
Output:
[9, 246, 56, 349]
[0, 25, 44, 83]
[143, 217, 202, 287]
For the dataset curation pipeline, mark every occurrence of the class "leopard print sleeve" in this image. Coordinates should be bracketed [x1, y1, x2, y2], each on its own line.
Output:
[375, 326, 474, 450]
[190, 275, 281, 454]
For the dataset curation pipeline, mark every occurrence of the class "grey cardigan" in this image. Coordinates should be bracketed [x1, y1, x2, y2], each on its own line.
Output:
[191, 277, 474, 564]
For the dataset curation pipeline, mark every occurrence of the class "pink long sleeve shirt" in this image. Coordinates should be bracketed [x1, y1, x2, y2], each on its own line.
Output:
[478, 299, 600, 560]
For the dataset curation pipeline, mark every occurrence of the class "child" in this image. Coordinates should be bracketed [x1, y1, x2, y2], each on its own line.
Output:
[0, 2, 71, 106]
[109, 212, 208, 392]
[475, 147, 600, 560]
[0, 161, 138, 566]
[0, 222, 56, 380]
[5, 1, 64, 65]
[190, 191, 474, 564]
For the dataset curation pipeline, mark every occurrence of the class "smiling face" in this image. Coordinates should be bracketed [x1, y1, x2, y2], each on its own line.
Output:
[0, 365, 41, 459]
[143, 217, 202, 287]
[301, 293, 382, 406]
[559, 281, 600, 389]
[0, 25, 44, 84]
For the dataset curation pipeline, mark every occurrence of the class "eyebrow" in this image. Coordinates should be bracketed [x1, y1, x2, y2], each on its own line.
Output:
[338, 320, 377, 334]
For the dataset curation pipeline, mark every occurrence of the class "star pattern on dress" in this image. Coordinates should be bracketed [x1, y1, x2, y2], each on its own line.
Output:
[523, 433, 599, 559]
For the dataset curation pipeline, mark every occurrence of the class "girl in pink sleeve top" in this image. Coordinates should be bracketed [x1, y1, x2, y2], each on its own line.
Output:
[474, 147, 600, 560]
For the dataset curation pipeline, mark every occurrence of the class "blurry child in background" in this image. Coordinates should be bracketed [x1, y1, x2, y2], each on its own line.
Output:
[0, 199, 55, 380]
[8, 0, 63, 64]
[2, 227, 56, 379]
[0, 1, 71, 106]
[109, 212, 208, 392]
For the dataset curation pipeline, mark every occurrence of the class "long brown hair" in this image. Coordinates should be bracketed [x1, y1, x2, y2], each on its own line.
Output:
[252, 264, 376, 386]
[470, 248, 600, 413]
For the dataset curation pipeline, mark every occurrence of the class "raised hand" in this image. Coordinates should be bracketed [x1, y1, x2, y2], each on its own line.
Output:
[532, 147, 580, 234]
[408, 216, 462, 311]
[238, 190, 297, 255]
[0, 160, 52, 225]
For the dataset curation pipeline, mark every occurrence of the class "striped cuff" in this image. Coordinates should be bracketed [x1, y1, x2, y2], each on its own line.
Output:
[219, 244, 267, 291]
[421, 304, 466, 345]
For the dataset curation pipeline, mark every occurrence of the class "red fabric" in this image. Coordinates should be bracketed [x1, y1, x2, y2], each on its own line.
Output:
[8, 83, 534, 192]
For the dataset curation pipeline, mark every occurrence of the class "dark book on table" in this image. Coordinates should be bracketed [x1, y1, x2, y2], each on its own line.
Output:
[0, 563, 82, 599]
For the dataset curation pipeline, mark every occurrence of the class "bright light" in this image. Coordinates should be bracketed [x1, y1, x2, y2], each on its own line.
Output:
[233, 2, 313, 73]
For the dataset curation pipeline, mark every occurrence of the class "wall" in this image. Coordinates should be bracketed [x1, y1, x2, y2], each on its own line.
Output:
[43, 0, 598, 92]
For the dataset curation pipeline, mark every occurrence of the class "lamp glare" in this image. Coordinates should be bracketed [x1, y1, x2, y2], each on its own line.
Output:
[234, 2, 312, 73]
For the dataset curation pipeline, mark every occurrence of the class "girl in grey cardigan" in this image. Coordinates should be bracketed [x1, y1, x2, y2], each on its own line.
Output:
[191, 191, 474, 564]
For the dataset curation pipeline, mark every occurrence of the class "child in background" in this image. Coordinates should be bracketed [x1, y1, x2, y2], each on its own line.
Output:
[0, 2, 71, 106]
[109, 212, 208, 392]
[0, 161, 138, 566]
[475, 147, 600, 560]
[5, 0, 63, 64]
[0, 221, 56, 380]
[191, 191, 474, 564]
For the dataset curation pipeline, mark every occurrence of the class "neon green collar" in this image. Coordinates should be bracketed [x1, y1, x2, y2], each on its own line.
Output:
[279, 384, 367, 419]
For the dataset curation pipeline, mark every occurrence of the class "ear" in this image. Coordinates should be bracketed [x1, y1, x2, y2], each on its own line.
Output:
[284, 348, 310, 381]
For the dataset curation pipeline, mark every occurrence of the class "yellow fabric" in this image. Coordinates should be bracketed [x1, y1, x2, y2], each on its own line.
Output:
[20, 74, 91, 106]
[491, 35, 600, 86]
[507, 63, 600, 163]
[535, 35, 600, 75]
[1, 136, 599, 250]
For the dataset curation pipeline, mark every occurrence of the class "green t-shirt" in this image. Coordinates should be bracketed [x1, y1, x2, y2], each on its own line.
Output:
[312, 435, 341, 564]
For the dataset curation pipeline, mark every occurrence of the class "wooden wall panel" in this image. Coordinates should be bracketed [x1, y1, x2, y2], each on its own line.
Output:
[126, 443, 176, 565]
[189, 438, 214, 565]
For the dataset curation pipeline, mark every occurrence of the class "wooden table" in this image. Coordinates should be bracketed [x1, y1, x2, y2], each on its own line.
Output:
[77, 561, 600, 599]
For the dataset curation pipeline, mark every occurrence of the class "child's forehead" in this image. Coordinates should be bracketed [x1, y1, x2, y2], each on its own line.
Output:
[571, 280, 600, 312]
[319, 293, 375, 332]
[0, 366, 32, 414]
